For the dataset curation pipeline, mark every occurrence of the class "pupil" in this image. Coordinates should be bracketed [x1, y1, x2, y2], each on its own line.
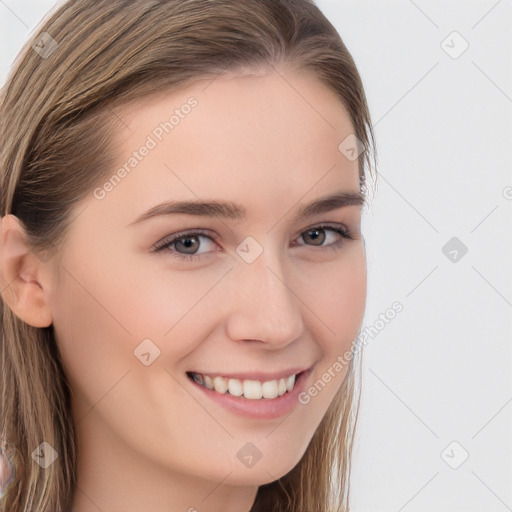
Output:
[177, 236, 198, 253]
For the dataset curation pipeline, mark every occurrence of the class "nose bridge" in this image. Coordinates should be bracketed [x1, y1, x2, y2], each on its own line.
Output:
[225, 241, 304, 346]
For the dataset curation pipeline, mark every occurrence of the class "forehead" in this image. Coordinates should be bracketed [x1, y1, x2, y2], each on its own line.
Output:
[93, 67, 360, 220]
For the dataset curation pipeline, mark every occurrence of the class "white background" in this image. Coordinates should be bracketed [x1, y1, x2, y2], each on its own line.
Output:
[1, 1, 511, 511]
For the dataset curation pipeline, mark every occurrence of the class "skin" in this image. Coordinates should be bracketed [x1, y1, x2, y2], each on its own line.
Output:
[0, 65, 366, 512]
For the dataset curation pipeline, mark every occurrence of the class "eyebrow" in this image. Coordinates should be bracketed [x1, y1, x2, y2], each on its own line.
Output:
[128, 191, 365, 226]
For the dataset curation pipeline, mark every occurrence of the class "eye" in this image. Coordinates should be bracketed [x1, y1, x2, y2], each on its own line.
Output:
[152, 224, 353, 262]
[152, 229, 218, 262]
[293, 224, 353, 251]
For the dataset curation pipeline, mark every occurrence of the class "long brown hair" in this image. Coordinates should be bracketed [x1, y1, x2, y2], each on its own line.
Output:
[0, 1, 376, 510]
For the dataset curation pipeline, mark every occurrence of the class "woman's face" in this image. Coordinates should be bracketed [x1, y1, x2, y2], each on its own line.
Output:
[47, 66, 366, 494]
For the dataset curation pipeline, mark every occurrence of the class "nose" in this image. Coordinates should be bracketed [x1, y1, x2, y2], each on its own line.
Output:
[224, 245, 305, 348]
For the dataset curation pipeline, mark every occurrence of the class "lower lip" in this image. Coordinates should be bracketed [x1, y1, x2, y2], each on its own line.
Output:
[188, 370, 312, 420]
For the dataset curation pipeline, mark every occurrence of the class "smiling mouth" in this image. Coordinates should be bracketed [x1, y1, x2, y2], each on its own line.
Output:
[186, 371, 300, 399]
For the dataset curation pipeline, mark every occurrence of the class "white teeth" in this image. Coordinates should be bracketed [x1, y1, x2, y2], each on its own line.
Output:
[190, 372, 299, 399]
[227, 378, 243, 397]
[243, 380, 263, 400]
[261, 380, 278, 399]
[213, 376, 228, 393]
[204, 375, 214, 390]
[286, 374, 295, 392]
[278, 378, 287, 395]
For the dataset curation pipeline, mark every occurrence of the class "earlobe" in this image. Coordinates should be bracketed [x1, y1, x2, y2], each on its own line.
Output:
[0, 214, 53, 327]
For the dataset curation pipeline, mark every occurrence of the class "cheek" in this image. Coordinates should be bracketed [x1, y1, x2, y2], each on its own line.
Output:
[329, 258, 367, 347]
[49, 269, 136, 420]
[50, 253, 228, 419]
[298, 245, 367, 352]
[285, 247, 366, 411]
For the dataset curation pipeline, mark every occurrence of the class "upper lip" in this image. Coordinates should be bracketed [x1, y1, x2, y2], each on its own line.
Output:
[188, 366, 312, 381]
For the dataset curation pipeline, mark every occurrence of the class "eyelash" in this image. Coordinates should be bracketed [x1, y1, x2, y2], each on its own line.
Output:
[152, 224, 354, 262]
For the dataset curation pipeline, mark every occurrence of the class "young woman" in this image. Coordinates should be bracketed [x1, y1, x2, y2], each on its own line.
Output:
[0, 1, 376, 510]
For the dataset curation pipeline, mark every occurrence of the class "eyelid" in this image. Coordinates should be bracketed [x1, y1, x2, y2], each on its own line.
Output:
[293, 221, 352, 240]
[151, 228, 218, 253]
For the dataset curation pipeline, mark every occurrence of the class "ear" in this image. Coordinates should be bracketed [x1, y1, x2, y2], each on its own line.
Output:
[0, 214, 53, 327]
